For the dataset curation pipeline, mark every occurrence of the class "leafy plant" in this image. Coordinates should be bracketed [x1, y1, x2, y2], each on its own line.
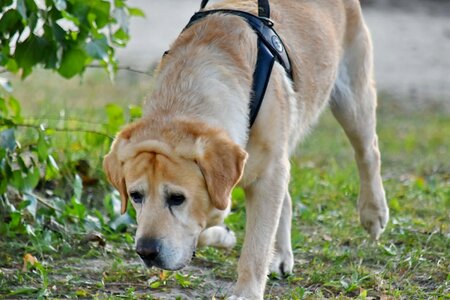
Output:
[0, 0, 144, 79]
[0, 2, 145, 297]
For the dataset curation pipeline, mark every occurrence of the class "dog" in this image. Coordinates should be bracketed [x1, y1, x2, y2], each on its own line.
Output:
[103, 0, 389, 298]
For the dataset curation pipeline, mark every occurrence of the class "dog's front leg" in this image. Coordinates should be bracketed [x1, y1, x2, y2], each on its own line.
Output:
[231, 159, 290, 299]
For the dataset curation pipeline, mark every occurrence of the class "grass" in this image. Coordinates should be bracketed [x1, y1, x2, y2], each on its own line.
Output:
[0, 70, 449, 299]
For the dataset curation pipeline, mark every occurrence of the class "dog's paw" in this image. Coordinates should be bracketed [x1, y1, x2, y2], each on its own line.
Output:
[269, 249, 293, 277]
[197, 226, 236, 249]
[359, 199, 389, 240]
[227, 294, 261, 300]
[227, 296, 247, 300]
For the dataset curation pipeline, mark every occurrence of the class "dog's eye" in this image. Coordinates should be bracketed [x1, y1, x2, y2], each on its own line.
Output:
[167, 193, 185, 207]
[130, 191, 144, 204]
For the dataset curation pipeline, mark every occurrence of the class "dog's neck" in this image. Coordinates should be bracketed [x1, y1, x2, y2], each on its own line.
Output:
[145, 58, 251, 147]
[143, 15, 260, 148]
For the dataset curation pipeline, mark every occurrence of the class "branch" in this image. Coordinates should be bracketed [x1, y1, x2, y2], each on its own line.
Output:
[31, 192, 63, 212]
[87, 64, 153, 76]
[31, 192, 86, 234]
[24, 116, 108, 127]
[2, 121, 113, 139]
[0, 65, 153, 76]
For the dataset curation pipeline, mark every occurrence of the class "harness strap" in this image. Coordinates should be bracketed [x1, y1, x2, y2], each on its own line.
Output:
[200, 0, 270, 18]
[188, 2, 292, 127]
[250, 40, 275, 126]
[257, 0, 270, 18]
[187, 9, 292, 77]
[200, 0, 209, 10]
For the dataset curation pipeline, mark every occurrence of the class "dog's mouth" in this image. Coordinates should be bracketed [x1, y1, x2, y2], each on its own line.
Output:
[140, 255, 192, 271]
[138, 243, 197, 271]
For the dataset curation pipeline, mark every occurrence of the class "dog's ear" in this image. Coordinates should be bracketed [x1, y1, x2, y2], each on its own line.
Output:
[196, 136, 247, 210]
[103, 139, 128, 214]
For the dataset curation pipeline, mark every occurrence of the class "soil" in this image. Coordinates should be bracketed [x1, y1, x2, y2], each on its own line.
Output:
[117, 0, 450, 110]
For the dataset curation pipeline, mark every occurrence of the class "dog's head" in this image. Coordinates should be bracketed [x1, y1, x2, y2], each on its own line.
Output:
[103, 118, 247, 270]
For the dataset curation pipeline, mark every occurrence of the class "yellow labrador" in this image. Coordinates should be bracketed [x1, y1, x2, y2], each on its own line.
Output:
[103, 0, 389, 298]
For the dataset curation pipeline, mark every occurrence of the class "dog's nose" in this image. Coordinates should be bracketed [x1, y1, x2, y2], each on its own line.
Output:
[136, 238, 161, 261]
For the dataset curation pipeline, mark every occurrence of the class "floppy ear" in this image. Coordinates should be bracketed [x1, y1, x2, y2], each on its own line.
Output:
[196, 136, 248, 210]
[103, 139, 128, 214]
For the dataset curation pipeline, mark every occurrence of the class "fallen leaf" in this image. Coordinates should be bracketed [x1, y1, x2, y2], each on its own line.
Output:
[81, 231, 106, 247]
[323, 234, 332, 242]
[149, 281, 161, 289]
[159, 270, 170, 281]
[22, 253, 38, 272]
[44, 219, 66, 234]
[75, 289, 89, 297]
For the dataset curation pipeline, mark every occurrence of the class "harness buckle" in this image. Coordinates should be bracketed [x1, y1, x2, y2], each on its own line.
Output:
[258, 17, 274, 27]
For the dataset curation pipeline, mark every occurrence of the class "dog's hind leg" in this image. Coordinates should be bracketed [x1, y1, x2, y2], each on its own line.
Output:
[198, 203, 236, 250]
[269, 191, 293, 277]
[197, 225, 236, 250]
[330, 23, 389, 240]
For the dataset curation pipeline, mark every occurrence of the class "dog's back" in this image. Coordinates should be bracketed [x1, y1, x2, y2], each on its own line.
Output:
[205, 0, 366, 94]
[151, 0, 368, 148]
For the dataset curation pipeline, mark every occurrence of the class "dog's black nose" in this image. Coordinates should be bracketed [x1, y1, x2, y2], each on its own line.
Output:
[136, 238, 161, 261]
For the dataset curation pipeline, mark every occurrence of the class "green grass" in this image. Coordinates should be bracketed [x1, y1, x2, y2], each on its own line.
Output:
[1, 70, 449, 299]
[281, 105, 449, 299]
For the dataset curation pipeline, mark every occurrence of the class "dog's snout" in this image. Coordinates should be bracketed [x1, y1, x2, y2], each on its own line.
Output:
[136, 238, 161, 261]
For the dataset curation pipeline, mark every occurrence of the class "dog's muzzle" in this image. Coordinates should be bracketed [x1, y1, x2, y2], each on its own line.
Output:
[136, 238, 162, 268]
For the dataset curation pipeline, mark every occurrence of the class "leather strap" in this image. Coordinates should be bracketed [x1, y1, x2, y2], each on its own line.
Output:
[249, 40, 275, 126]
[187, 9, 292, 76]
[258, 0, 270, 18]
[200, 0, 209, 9]
[186, 3, 293, 128]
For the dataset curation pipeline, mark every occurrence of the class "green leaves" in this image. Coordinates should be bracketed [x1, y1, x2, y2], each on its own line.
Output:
[22, 193, 38, 219]
[0, 9, 22, 37]
[174, 272, 192, 288]
[104, 103, 125, 134]
[0, 77, 13, 93]
[53, 0, 67, 11]
[0, 128, 16, 151]
[0, 2, 146, 296]
[0, 98, 138, 249]
[58, 48, 88, 78]
[85, 36, 109, 61]
[16, 0, 27, 19]
[0, 3, 146, 297]
[37, 131, 49, 162]
[128, 7, 145, 18]
[1, 0, 140, 78]
[88, 1, 111, 29]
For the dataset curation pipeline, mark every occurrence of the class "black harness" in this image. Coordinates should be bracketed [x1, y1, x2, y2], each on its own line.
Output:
[184, 0, 293, 127]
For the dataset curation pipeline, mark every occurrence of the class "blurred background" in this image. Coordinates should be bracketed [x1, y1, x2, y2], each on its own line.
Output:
[11, 0, 450, 116]
[117, 0, 450, 110]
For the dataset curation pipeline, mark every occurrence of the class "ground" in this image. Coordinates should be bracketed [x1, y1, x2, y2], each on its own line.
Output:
[0, 0, 449, 299]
